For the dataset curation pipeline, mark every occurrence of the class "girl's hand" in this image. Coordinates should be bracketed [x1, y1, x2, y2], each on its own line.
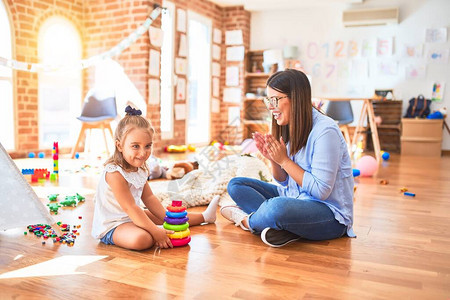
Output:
[154, 227, 174, 249]
[264, 134, 289, 166]
[252, 132, 272, 161]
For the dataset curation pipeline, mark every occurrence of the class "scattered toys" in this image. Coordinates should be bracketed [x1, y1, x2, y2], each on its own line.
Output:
[379, 179, 389, 185]
[400, 187, 408, 192]
[26, 223, 80, 247]
[28, 152, 36, 158]
[46, 193, 85, 213]
[38, 152, 45, 159]
[404, 192, 416, 197]
[352, 169, 361, 177]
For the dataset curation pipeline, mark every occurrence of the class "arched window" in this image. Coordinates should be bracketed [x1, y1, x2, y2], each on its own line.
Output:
[38, 16, 82, 148]
[0, 0, 14, 150]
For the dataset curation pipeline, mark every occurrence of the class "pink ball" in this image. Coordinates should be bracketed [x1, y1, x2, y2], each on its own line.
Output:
[355, 155, 378, 177]
[241, 138, 258, 154]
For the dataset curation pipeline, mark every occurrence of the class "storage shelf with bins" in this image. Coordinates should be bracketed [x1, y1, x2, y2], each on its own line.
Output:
[243, 50, 271, 139]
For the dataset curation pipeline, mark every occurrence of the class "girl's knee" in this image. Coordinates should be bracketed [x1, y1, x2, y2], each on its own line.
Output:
[134, 237, 154, 251]
[125, 232, 154, 250]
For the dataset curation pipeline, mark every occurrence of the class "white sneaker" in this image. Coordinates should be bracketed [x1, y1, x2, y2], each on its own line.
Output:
[220, 205, 249, 231]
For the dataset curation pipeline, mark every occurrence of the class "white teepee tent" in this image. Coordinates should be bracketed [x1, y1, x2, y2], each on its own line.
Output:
[0, 142, 55, 230]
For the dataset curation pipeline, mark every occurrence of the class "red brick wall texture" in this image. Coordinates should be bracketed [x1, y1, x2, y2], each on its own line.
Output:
[4, 0, 250, 157]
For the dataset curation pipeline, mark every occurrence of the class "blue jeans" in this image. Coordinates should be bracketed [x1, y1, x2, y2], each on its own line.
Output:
[227, 177, 347, 241]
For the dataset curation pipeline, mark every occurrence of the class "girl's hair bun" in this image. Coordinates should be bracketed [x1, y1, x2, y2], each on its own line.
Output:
[125, 105, 142, 116]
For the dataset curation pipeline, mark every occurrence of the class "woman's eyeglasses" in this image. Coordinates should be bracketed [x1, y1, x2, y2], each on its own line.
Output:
[263, 96, 288, 109]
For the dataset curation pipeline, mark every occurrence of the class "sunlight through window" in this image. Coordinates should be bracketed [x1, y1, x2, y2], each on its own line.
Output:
[187, 12, 211, 145]
[0, 255, 107, 279]
[160, 0, 175, 139]
[38, 17, 82, 148]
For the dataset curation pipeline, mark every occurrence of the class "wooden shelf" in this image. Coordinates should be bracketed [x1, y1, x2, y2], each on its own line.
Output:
[377, 124, 401, 129]
[243, 50, 271, 139]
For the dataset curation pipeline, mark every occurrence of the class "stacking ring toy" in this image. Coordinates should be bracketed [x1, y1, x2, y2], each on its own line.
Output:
[170, 236, 191, 247]
[167, 228, 190, 239]
[164, 216, 189, 225]
[163, 222, 189, 231]
[166, 210, 187, 218]
[167, 205, 186, 213]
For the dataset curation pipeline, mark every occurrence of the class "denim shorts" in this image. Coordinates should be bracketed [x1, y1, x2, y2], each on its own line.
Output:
[100, 227, 117, 245]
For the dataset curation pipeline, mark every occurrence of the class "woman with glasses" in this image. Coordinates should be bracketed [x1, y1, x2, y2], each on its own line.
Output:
[221, 69, 355, 247]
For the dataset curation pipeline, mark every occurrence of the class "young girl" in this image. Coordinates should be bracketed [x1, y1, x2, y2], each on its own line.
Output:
[92, 106, 219, 250]
[221, 69, 355, 247]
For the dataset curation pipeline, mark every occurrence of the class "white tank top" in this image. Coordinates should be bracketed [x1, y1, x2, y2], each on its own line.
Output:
[91, 164, 148, 239]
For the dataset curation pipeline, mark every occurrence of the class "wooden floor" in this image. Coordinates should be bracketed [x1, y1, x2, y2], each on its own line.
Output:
[1, 154, 450, 299]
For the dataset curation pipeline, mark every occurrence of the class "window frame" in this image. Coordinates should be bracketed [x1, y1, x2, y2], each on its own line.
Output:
[0, 0, 16, 150]
[160, 0, 176, 140]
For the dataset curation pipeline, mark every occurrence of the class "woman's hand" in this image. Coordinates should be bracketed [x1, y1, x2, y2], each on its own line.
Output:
[264, 134, 290, 166]
[252, 132, 272, 161]
[153, 227, 174, 249]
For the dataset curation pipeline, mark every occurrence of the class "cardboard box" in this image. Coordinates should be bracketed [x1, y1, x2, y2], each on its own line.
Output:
[401, 118, 443, 156]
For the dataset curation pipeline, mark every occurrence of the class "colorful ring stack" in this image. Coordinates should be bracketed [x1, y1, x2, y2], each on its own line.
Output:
[163, 200, 191, 247]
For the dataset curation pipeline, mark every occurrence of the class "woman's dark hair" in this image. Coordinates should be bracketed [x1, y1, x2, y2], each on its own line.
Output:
[266, 69, 313, 155]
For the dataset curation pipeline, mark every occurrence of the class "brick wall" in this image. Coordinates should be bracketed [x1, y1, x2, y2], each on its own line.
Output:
[217, 6, 250, 145]
[5, 0, 250, 157]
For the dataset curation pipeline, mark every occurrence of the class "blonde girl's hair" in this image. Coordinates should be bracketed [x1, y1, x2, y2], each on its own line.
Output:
[104, 112, 154, 173]
[266, 69, 313, 155]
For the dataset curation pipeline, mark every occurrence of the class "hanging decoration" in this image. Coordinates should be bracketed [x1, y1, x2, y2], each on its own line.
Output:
[0, 4, 165, 73]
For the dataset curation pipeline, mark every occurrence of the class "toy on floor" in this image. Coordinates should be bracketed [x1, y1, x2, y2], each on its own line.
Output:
[47, 203, 61, 214]
[164, 200, 191, 247]
[379, 179, 389, 185]
[60, 198, 77, 207]
[355, 155, 378, 177]
[47, 194, 59, 201]
[75, 193, 85, 202]
[380, 151, 390, 161]
[164, 144, 196, 153]
[147, 155, 199, 180]
[26, 223, 79, 246]
[52, 142, 59, 177]
[352, 169, 360, 177]
[404, 192, 415, 197]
